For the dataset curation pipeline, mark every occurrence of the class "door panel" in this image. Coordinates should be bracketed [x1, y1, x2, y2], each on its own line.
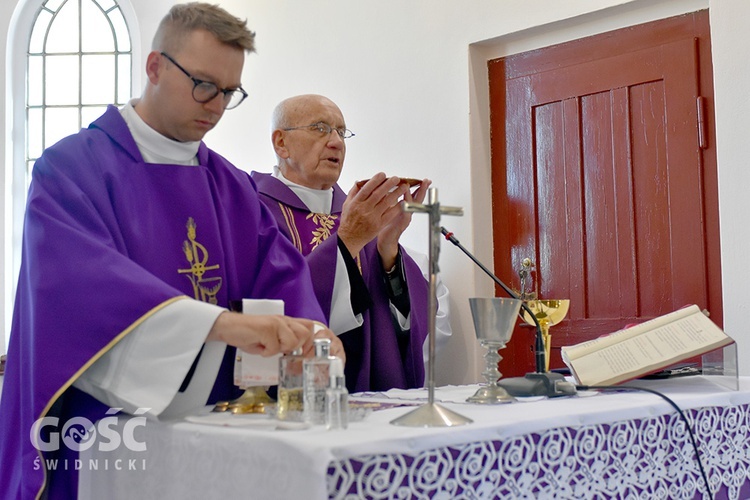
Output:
[489, 11, 720, 376]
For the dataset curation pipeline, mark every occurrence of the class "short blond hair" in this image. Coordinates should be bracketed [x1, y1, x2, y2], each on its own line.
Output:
[152, 2, 256, 54]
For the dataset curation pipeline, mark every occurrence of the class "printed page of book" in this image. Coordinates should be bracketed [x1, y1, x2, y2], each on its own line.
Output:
[562, 305, 702, 361]
[563, 305, 732, 386]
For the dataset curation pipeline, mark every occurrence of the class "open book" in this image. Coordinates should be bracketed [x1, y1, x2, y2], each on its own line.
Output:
[561, 305, 734, 386]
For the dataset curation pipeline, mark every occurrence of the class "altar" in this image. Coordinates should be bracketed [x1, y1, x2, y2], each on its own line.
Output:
[78, 376, 750, 499]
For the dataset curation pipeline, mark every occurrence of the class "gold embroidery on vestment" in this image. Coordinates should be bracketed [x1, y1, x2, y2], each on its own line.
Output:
[279, 203, 303, 252]
[278, 205, 363, 273]
[307, 213, 338, 250]
[177, 217, 222, 304]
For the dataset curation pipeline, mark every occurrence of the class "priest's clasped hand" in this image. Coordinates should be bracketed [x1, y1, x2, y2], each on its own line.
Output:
[337, 173, 410, 259]
[207, 312, 345, 362]
[375, 177, 431, 271]
[340, 173, 432, 271]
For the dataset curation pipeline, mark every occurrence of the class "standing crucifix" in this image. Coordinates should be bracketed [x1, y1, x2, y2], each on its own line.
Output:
[390, 187, 472, 427]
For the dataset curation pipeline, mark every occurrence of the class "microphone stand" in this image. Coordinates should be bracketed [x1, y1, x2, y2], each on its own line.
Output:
[441, 227, 571, 398]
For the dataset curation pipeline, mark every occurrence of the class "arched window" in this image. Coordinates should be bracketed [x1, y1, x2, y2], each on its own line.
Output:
[5, 0, 139, 350]
[27, 0, 133, 183]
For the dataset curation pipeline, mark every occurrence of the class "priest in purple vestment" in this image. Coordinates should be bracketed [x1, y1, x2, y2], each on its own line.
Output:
[252, 94, 452, 394]
[0, 6, 342, 500]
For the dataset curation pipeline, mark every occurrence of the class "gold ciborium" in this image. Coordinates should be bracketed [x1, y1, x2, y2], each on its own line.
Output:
[212, 385, 274, 414]
[522, 299, 570, 372]
[219, 386, 274, 414]
[212, 300, 278, 414]
[212, 351, 274, 414]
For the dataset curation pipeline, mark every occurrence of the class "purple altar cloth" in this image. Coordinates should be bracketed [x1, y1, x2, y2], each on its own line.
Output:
[327, 403, 748, 499]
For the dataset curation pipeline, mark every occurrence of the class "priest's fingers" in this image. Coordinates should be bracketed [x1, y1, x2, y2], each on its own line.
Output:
[350, 172, 389, 196]
[375, 178, 409, 210]
[300, 322, 322, 356]
[351, 174, 406, 210]
[326, 333, 346, 363]
[346, 180, 407, 230]
[208, 313, 280, 355]
[276, 317, 317, 354]
[409, 179, 432, 204]
[206, 312, 313, 356]
[378, 179, 432, 241]
[300, 325, 346, 363]
[381, 200, 409, 228]
[248, 316, 315, 356]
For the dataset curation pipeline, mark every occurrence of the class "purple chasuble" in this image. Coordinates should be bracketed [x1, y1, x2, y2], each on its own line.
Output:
[0, 106, 325, 500]
[251, 171, 429, 393]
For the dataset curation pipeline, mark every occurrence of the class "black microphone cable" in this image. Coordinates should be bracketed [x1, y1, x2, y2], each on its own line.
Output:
[575, 384, 713, 500]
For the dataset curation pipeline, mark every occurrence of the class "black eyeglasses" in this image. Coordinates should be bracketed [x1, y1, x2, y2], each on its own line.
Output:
[282, 121, 355, 139]
[160, 52, 248, 110]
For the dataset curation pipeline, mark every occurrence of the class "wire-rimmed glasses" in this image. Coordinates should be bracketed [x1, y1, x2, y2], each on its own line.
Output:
[160, 52, 248, 110]
[282, 122, 355, 139]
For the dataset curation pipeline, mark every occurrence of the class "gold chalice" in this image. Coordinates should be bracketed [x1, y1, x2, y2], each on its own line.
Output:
[522, 299, 570, 372]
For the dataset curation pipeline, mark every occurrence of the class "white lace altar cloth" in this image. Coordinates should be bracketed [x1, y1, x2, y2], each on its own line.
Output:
[78, 377, 750, 500]
[326, 403, 749, 499]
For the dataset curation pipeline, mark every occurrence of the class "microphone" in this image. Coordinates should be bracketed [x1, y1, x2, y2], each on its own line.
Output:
[441, 228, 544, 372]
[441, 226, 575, 398]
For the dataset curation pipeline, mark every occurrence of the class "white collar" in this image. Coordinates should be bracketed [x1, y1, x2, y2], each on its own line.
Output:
[120, 100, 200, 166]
[272, 165, 333, 214]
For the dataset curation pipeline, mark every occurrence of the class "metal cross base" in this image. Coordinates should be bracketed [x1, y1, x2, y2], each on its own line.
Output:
[390, 187, 472, 428]
[390, 402, 473, 427]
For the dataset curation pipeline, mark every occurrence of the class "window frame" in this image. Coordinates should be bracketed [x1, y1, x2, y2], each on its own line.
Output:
[4, 0, 141, 351]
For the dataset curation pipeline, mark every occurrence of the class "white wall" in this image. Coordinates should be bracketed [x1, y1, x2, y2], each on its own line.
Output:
[3, 0, 748, 385]
[1, 0, 16, 358]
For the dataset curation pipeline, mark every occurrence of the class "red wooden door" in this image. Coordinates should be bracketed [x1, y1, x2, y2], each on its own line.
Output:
[489, 11, 721, 376]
